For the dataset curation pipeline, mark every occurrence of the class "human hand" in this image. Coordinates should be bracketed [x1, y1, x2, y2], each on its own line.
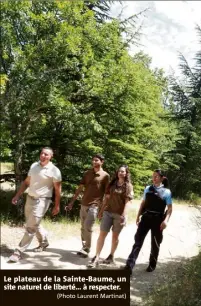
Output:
[65, 202, 73, 211]
[160, 221, 167, 231]
[52, 205, 60, 216]
[120, 215, 126, 226]
[136, 216, 140, 226]
[97, 212, 103, 220]
[12, 195, 19, 205]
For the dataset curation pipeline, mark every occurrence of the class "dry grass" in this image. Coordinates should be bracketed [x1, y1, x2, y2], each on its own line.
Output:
[144, 251, 201, 306]
[42, 217, 100, 239]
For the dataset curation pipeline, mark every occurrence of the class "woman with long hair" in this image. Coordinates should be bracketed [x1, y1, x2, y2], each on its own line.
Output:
[124, 169, 173, 275]
[87, 165, 134, 268]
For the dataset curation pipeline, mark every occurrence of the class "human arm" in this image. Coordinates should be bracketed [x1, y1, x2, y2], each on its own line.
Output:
[65, 184, 85, 211]
[135, 199, 146, 226]
[135, 186, 149, 225]
[12, 176, 30, 205]
[160, 189, 173, 230]
[52, 181, 62, 216]
[104, 174, 110, 193]
[120, 184, 134, 224]
[97, 194, 110, 219]
[120, 198, 131, 225]
[160, 204, 172, 231]
[98, 175, 111, 219]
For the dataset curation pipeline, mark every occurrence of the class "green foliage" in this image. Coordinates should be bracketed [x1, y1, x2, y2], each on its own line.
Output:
[145, 251, 201, 306]
[0, 189, 25, 225]
[0, 0, 180, 209]
[84, 0, 116, 22]
[167, 26, 201, 199]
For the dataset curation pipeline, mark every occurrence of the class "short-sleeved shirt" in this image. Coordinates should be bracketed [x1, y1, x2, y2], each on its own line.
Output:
[143, 185, 172, 205]
[27, 161, 62, 198]
[105, 182, 134, 215]
[80, 168, 110, 207]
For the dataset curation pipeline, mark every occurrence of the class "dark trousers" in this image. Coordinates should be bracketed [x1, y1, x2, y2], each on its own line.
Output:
[126, 213, 163, 269]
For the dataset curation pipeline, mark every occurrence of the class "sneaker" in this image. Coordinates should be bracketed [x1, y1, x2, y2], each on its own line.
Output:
[103, 254, 115, 265]
[33, 243, 49, 252]
[87, 256, 99, 268]
[122, 265, 133, 276]
[77, 248, 90, 258]
[146, 265, 156, 272]
[8, 250, 21, 263]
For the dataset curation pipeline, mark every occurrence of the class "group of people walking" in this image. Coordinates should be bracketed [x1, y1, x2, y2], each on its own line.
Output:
[9, 147, 173, 276]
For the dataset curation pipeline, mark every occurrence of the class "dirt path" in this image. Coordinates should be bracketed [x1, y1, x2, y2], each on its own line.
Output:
[1, 202, 201, 305]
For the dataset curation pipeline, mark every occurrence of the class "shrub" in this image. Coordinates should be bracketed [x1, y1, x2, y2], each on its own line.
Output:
[145, 251, 201, 306]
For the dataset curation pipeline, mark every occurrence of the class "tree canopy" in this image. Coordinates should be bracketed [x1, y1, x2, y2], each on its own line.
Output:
[1, 1, 200, 205]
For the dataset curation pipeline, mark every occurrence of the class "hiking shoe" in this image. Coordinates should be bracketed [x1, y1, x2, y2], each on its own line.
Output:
[87, 256, 99, 268]
[146, 265, 156, 272]
[103, 254, 115, 265]
[122, 265, 133, 276]
[33, 243, 49, 252]
[8, 250, 21, 263]
[77, 248, 90, 258]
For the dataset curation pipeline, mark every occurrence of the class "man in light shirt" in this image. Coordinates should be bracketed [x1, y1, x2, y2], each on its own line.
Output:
[9, 147, 62, 262]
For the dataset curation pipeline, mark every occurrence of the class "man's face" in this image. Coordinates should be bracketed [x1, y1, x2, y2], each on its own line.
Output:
[40, 149, 53, 165]
[92, 157, 103, 168]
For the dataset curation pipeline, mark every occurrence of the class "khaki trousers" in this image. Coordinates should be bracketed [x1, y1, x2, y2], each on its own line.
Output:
[17, 195, 51, 252]
[80, 204, 98, 251]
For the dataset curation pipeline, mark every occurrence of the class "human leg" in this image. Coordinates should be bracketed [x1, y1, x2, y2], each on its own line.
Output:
[125, 215, 150, 272]
[84, 205, 98, 251]
[103, 213, 123, 264]
[147, 216, 163, 271]
[34, 198, 51, 251]
[88, 231, 108, 268]
[88, 211, 112, 267]
[9, 197, 47, 262]
[78, 205, 98, 257]
[79, 205, 88, 252]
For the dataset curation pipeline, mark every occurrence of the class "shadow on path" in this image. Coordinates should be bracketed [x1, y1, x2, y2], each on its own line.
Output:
[114, 257, 190, 306]
[1, 244, 91, 269]
[0, 243, 195, 306]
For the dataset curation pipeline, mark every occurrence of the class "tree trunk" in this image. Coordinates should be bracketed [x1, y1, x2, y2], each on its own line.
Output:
[14, 141, 25, 191]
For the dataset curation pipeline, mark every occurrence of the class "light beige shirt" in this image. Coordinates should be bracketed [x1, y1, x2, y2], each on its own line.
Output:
[27, 161, 62, 198]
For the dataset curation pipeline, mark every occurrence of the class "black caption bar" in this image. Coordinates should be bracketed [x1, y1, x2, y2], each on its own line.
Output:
[1, 270, 130, 306]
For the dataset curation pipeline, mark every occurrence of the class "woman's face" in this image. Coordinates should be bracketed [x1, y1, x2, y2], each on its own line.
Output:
[152, 172, 162, 185]
[118, 167, 127, 180]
